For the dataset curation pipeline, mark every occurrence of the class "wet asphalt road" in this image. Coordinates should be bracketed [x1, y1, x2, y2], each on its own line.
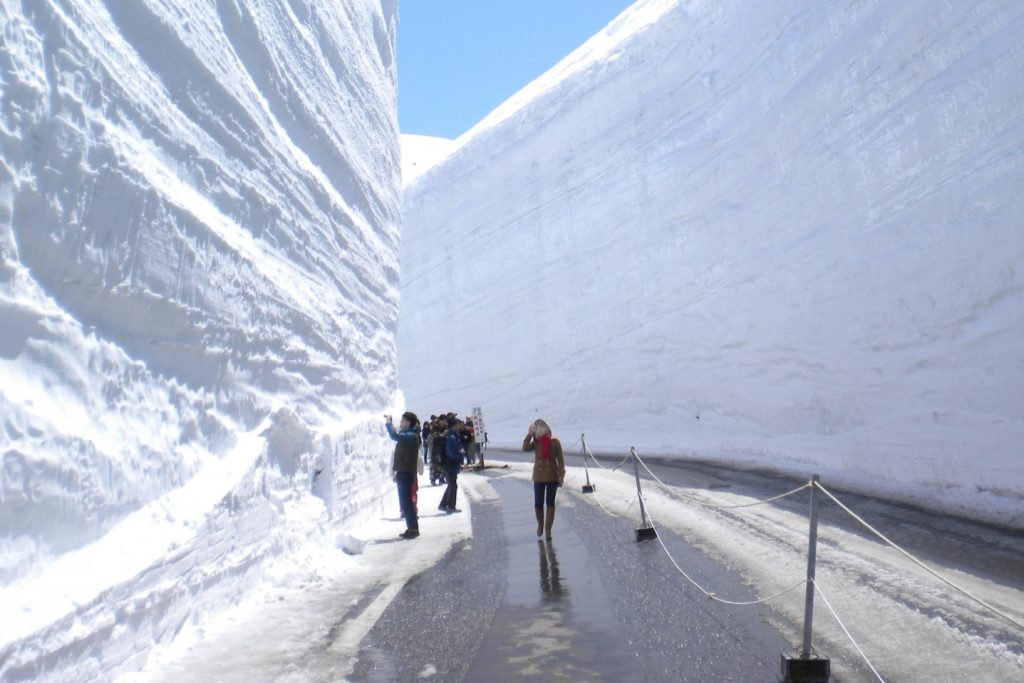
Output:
[350, 469, 791, 682]
[491, 446, 1024, 591]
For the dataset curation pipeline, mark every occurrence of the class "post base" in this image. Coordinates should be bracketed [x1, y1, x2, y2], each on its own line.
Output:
[635, 526, 657, 542]
[582, 484, 595, 493]
[780, 653, 830, 682]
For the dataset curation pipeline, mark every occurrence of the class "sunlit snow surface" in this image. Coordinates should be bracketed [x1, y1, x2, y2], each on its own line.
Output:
[125, 477, 479, 683]
[0, 0, 400, 678]
[400, 134, 455, 187]
[399, 0, 1024, 526]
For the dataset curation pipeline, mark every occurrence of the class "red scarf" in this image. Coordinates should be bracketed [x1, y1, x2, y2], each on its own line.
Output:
[537, 433, 552, 461]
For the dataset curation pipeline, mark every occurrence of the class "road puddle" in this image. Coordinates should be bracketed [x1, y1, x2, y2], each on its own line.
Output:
[465, 478, 633, 681]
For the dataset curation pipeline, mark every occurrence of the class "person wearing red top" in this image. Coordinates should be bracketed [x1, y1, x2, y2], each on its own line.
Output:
[522, 419, 565, 540]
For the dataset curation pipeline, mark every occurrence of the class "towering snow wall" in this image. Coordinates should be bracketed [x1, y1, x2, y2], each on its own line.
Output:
[399, 0, 1024, 526]
[0, 0, 399, 677]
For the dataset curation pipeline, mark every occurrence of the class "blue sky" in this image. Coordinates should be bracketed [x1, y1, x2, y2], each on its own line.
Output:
[397, 1, 636, 139]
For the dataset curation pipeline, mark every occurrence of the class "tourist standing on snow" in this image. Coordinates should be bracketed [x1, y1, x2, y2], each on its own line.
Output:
[440, 420, 465, 512]
[523, 419, 565, 540]
[386, 412, 421, 539]
[421, 417, 434, 463]
[462, 419, 476, 466]
[429, 420, 447, 484]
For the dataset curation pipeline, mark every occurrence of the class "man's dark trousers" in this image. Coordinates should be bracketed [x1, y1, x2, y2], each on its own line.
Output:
[442, 465, 459, 510]
[395, 471, 418, 530]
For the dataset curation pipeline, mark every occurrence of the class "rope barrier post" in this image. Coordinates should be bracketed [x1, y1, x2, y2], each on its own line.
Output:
[782, 475, 831, 682]
[581, 434, 595, 493]
[631, 447, 657, 541]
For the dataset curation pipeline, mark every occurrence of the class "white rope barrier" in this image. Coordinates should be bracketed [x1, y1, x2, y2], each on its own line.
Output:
[568, 465, 806, 607]
[565, 438, 1023, 673]
[812, 578, 886, 682]
[633, 449, 812, 510]
[591, 484, 630, 518]
[584, 444, 631, 473]
[814, 481, 1024, 632]
[574, 442, 644, 516]
[575, 446, 810, 606]
[570, 465, 637, 518]
[642, 495, 808, 607]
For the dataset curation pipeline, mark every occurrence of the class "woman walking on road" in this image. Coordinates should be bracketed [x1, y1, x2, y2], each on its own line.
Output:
[523, 419, 565, 540]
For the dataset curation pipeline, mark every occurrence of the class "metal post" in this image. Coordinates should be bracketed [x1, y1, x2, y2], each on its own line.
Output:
[631, 447, 656, 541]
[802, 474, 820, 657]
[581, 434, 595, 493]
[782, 474, 829, 681]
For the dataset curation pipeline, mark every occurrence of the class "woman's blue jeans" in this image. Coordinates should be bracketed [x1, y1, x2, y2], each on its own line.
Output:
[534, 481, 558, 508]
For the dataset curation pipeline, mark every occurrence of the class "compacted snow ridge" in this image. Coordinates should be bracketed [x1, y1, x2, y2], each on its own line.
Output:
[0, 0, 402, 679]
[399, 0, 1024, 528]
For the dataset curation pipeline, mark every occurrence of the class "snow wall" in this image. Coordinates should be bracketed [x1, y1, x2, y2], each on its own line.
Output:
[399, 0, 1024, 527]
[0, 0, 400, 678]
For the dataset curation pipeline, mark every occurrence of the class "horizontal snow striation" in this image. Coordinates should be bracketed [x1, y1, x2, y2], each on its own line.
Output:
[0, 417, 391, 682]
[0, 0, 399, 677]
[399, 0, 1024, 526]
[1, 0, 400, 407]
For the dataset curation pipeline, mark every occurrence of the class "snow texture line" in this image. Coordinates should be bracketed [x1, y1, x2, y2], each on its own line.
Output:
[811, 578, 887, 683]
[814, 482, 1024, 632]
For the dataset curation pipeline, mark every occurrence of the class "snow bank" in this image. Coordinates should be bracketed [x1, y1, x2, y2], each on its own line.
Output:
[400, 134, 455, 187]
[0, 0, 401, 678]
[399, 0, 1024, 527]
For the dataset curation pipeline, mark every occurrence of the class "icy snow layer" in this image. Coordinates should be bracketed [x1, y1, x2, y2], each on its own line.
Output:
[0, 0, 400, 678]
[399, 0, 1024, 527]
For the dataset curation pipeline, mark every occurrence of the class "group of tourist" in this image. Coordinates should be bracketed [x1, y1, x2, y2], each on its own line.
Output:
[422, 413, 481, 468]
[384, 414, 565, 541]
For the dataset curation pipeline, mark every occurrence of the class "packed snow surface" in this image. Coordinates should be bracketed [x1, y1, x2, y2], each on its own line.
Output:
[399, 0, 1024, 526]
[400, 133, 455, 187]
[0, 0, 401, 678]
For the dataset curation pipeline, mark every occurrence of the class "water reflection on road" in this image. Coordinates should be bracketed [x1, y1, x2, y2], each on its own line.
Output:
[465, 478, 632, 681]
[351, 468, 790, 681]
[539, 539, 563, 599]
